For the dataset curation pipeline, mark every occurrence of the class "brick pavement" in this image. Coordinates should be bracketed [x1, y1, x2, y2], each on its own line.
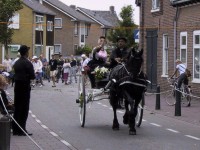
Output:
[144, 93, 200, 126]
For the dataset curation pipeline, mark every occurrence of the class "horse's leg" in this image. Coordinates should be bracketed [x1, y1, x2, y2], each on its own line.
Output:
[123, 97, 129, 125]
[123, 90, 136, 135]
[110, 90, 119, 130]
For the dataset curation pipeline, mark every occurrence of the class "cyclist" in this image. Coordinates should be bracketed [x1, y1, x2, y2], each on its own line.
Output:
[170, 59, 189, 90]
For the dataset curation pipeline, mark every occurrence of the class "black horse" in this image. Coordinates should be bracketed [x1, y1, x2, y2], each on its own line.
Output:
[109, 47, 148, 135]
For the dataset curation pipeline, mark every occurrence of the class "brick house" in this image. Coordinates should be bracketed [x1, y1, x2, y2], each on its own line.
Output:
[1, 0, 55, 62]
[43, 0, 119, 56]
[43, 0, 96, 56]
[136, 0, 200, 93]
[76, 6, 119, 48]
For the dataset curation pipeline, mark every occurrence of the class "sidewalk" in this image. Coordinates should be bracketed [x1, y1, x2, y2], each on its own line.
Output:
[144, 93, 200, 126]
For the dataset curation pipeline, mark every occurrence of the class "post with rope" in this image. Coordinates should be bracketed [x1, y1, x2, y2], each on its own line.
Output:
[175, 89, 181, 116]
[155, 85, 160, 110]
[0, 115, 11, 150]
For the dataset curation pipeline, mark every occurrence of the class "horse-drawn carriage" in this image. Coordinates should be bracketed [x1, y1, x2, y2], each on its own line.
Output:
[76, 48, 149, 135]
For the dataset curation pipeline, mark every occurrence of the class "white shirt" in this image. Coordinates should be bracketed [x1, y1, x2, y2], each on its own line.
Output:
[2, 59, 12, 72]
[63, 63, 71, 73]
[32, 60, 43, 73]
[176, 63, 186, 75]
[81, 58, 91, 71]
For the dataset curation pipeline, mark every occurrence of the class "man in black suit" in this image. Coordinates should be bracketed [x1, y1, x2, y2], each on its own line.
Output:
[13, 45, 35, 136]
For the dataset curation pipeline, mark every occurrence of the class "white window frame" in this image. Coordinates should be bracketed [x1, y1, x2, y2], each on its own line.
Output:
[193, 30, 200, 83]
[151, 0, 160, 12]
[47, 21, 53, 31]
[74, 22, 78, 35]
[35, 15, 44, 31]
[54, 18, 62, 28]
[8, 13, 20, 29]
[54, 44, 62, 53]
[162, 34, 169, 77]
[180, 32, 187, 65]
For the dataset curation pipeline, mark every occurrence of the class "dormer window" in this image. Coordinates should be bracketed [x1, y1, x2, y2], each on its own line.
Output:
[152, 0, 160, 12]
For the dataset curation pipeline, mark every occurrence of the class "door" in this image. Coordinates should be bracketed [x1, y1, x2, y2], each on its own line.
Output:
[146, 29, 158, 91]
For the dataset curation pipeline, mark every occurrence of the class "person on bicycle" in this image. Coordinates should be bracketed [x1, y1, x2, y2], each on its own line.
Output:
[170, 59, 189, 89]
[110, 37, 129, 69]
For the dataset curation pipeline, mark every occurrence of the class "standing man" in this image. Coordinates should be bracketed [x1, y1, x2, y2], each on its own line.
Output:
[49, 54, 58, 87]
[110, 37, 129, 69]
[32, 56, 43, 87]
[13, 45, 35, 136]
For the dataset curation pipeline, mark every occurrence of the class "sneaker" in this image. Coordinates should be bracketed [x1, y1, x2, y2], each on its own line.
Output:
[39, 85, 43, 87]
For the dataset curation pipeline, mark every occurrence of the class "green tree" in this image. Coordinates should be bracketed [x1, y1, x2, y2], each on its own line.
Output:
[76, 45, 92, 56]
[107, 5, 138, 47]
[0, 0, 22, 55]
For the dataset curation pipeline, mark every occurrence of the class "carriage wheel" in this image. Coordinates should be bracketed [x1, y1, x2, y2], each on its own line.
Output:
[78, 73, 86, 127]
[136, 95, 144, 127]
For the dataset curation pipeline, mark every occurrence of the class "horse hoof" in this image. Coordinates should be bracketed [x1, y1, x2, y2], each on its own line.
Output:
[129, 130, 136, 135]
[112, 127, 119, 131]
[129, 129, 136, 135]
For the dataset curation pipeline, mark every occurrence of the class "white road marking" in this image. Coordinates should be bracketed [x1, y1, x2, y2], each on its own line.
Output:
[60, 140, 71, 146]
[185, 135, 200, 141]
[117, 111, 124, 114]
[142, 119, 147, 122]
[35, 119, 41, 123]
[109, 107, 113, 110]
[97, 102, 101, 105]
[50, 131, 58, 137]
[102, 105, 108, 107]
[150, 123, 161, 127]
[166, 128, 180, 133]
[31, 114, 36, 118]
[41, 125, 48, 129]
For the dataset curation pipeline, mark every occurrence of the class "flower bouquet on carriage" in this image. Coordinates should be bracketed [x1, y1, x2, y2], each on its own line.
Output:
[94, 66, 109, 88]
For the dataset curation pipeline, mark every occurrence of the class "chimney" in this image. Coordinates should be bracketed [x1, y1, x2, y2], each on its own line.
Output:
[70, 5, 76, 9]
[110, 6, 115, 14]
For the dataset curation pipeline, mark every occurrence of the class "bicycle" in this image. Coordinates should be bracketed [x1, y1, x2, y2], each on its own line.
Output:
[165, 77, 192, 107]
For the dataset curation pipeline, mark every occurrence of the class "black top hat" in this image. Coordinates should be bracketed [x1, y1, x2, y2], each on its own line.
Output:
[18, 45, 30, 54]
[117, 37, 127, 42]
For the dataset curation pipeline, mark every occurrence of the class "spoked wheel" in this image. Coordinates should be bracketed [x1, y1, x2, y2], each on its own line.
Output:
[165, 89, 176, 106]
[136, 95, 144, 127]
[77, 73, 86, 127]
[181, 89, 192, 107]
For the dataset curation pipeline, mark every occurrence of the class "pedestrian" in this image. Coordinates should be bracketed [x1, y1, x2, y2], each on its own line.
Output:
[32, 56, 44, 87]
[69, 55, 77, 84]
[62, 59, 71, 85]
[0, 74, 14, 115]
[56, 55, 64, 83]
[49, 54, 58, 87]
[12, 45, 35, 136]
[2, 55, 12, 73]
[110, 37, 129, 69]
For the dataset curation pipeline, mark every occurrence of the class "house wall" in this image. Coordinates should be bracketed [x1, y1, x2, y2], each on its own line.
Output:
[140, 0, 200, 93]
[43, 3, 75, 56]
[12, 5, 34, 58]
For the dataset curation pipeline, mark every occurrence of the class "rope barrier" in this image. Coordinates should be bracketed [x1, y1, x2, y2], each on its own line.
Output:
[0, 92, 43, 150]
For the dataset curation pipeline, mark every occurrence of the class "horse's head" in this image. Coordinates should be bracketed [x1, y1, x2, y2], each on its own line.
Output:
[126, 47, 143, 77]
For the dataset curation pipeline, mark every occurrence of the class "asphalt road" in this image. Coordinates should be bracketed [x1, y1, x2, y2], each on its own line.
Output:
[28, 80, 200, 150]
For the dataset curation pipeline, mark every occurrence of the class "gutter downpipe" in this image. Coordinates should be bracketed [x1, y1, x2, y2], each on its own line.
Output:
[174, 6, 179, 69]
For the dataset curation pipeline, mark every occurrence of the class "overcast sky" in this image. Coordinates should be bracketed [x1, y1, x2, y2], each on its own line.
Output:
[59, 0, 140, 25]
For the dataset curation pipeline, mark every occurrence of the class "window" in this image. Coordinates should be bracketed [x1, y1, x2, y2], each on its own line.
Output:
[180, 32, 187, 64]
[8, 45, 20, 52]
[47, 21, 53, 31]
[85, 23, 90, 36]
[162, 34, 169, 76]
[193, 30, 200, 81]
[36, 15, 44, 31]
[152, 0, 160, 11]
[74, 22, 78, 35]
[54, 44, 62, 53]
[35, 45, 43, 56]
[54, 18, 62, 28]
[8, 13, 20, 29]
